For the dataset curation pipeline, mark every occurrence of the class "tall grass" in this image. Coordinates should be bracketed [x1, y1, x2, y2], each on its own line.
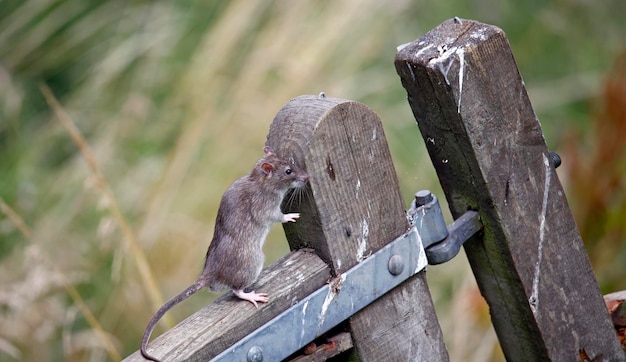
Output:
[0, 197, 119, 361]
[0, 0, 624, 361]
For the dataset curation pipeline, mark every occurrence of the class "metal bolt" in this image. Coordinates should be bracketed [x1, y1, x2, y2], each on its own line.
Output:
[388, 255, 405, 275]
[247, 346, 263, 362]
[549, 151, 561, 169]
[414, 190, 433, 207]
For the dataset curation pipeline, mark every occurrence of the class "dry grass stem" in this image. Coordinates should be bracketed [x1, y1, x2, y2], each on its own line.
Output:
[39, 84, 172, 327]
[0, 197, 32, 239]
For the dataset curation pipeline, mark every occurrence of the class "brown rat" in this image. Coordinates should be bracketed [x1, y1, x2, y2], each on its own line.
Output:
[140, 146, 309, 362]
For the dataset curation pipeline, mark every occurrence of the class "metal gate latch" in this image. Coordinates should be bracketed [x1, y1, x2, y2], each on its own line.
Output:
[407, 190, 483, 265]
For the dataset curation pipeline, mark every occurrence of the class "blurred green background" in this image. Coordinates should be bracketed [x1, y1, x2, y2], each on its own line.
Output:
[1, 1, 625, 361]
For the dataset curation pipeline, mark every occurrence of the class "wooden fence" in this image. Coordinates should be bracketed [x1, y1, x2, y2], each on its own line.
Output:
[124, 19, 624, 361]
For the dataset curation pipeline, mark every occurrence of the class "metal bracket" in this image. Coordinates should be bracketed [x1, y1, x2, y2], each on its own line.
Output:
[407, 190, 449, 249]
[212, 190, 482, 361]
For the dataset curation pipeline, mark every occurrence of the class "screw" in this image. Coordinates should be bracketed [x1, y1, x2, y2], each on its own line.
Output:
[247, 346, 263, 362]
[415, 190, 433, 207]
[548, 151, 561, 169]
[388, 255, 405, 275]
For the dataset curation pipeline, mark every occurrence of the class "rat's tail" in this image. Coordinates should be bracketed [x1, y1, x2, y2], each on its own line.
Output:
[140, 279, 207, 362]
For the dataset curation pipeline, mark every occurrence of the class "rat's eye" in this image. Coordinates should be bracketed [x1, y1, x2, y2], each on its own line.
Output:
[285, 168, 292, 175]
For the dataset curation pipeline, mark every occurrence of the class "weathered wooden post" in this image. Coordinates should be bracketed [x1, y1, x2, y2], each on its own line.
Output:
[395, 18, 624, 360]
[266, 94, 448, 360]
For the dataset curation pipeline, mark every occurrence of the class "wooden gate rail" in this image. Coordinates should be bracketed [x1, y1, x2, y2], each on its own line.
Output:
[125, 250, 330, 361]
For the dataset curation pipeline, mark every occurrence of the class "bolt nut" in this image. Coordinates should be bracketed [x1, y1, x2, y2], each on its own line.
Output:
[415, 190, 433, 207]
[247, 346, 263, 362]
[549, 151, 561, 169]
[388, 255, 405, 275]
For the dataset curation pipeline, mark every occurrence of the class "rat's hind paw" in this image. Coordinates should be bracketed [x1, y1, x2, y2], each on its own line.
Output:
[233, 289, 269, 308]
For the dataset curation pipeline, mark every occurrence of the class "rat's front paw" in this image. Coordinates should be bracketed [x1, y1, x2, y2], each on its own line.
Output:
[282, 213, 300, 223]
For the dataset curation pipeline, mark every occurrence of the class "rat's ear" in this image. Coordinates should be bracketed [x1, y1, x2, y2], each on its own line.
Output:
[263, 146, 274, 156]
[261, 162, 274, 175]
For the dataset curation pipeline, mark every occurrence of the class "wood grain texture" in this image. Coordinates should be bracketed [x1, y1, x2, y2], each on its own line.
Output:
[123, 250, 330, 361]
[395, 18, 624, 361]
[267, 95, 448, 361]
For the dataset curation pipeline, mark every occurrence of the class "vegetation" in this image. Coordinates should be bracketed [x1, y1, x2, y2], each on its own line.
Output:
[0, 1, 624, 361]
